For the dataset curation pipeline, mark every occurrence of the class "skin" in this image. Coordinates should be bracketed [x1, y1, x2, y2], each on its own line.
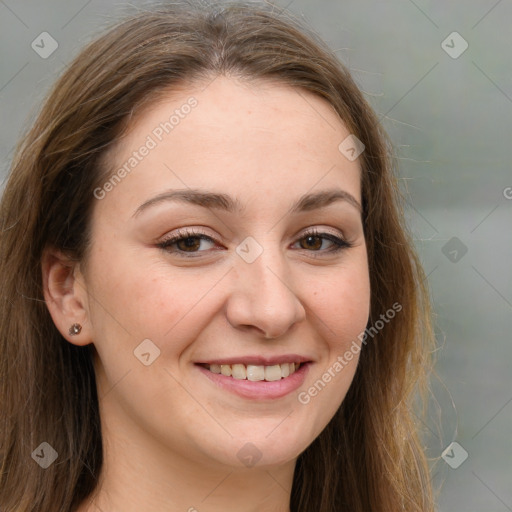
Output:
[43, 76, 371, 512]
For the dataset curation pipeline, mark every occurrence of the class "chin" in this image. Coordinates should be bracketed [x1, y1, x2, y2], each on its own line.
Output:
[202, 428, 314, 470]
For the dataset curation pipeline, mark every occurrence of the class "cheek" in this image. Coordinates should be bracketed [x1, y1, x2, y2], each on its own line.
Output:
[86, 241, 226, 353]
[304, 252, 370, 403]
[310, 254, 371, 345]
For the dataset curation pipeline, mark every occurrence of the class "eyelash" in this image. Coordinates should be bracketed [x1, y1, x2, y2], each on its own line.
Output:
[157, 228, 353, 258]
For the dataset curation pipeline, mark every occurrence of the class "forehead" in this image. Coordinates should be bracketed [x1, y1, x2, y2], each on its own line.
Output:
[96, 76, 362, 217]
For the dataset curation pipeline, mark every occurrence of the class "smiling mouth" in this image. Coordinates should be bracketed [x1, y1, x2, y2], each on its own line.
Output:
[198, 362, 302, 381]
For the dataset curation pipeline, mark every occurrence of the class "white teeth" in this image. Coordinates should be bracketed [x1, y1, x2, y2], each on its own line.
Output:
[210, 364, 221, 374]
[205, 362, 302, 381]
[264, 364, 282, 381]
[231, 364, 247, 380]
[220, 365, 232, 377]
[247, 365, 265, 381]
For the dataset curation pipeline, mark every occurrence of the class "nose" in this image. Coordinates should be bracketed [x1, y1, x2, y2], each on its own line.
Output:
[225, 247, 306, 339]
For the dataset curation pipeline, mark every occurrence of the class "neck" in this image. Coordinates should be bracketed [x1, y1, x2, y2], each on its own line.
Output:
[76, 407, 295, 512]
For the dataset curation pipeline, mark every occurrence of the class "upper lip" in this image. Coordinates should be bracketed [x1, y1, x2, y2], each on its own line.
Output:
[195, 354, 312, 366]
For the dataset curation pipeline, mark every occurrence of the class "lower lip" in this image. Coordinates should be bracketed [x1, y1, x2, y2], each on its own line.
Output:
[195, 363, 311, 400]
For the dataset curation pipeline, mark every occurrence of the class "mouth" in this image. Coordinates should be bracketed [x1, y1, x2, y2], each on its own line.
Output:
[198, 362, 302, 381]
[194, 358, 312, 400]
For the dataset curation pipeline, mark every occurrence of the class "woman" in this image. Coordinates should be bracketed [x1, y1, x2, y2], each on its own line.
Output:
[0, 1, 435, 511]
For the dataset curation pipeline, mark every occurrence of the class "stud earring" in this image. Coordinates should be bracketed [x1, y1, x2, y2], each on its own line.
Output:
[69, 323, 82, 336]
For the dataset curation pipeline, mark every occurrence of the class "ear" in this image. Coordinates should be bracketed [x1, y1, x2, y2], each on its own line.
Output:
[41, 247, 92, 346]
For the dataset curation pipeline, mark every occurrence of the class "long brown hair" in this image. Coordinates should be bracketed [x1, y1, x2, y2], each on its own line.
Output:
[0, 2, 435, 510]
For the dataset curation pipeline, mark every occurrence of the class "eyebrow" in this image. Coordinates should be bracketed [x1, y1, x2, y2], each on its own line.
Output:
[132, 187, 362, 218]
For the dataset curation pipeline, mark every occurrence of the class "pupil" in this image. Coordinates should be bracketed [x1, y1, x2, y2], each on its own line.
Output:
[304, 235, 321, 250]
[179, 237, 200, 251]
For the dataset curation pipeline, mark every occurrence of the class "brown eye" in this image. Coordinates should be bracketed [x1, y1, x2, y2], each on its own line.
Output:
[176, 237, 202, 252]
[300, 235, 323, 250]
[157, 230, 218, 257]
[292, 230, 352, 256]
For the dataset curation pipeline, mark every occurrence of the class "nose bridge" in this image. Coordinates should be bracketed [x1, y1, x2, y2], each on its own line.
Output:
[226, 237, 306, 338]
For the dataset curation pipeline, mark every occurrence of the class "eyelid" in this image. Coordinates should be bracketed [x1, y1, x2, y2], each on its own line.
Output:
[298, 226, 347, 240]
[158, 227, 215, 244]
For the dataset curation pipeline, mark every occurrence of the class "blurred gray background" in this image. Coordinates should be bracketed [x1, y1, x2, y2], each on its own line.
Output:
[1, 0, 511, 510]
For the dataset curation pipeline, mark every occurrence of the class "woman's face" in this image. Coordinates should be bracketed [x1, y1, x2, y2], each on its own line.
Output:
[80, 76, 370, 470]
